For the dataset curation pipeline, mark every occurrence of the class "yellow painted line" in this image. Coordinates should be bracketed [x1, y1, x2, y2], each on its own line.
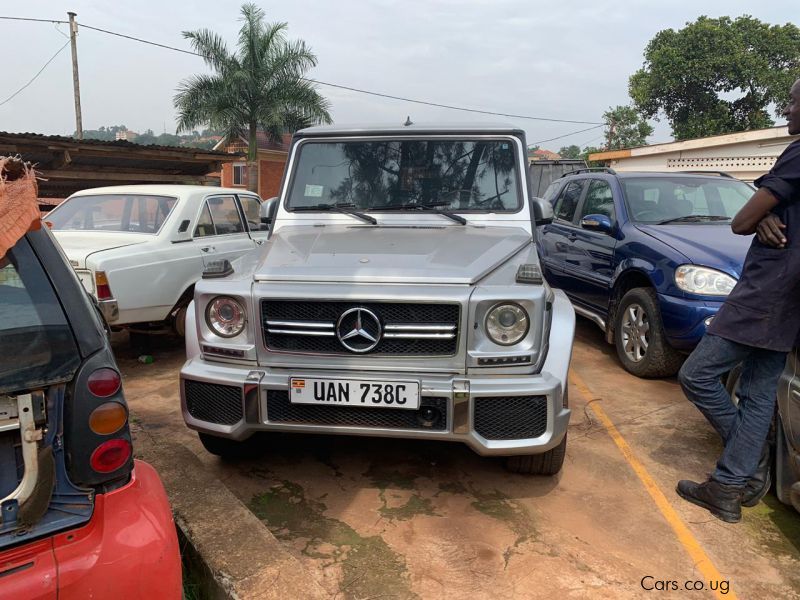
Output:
[570, 369, 736, 600]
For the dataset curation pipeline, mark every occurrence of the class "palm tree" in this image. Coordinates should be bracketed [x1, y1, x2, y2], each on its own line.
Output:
[175, 3, 332, 192]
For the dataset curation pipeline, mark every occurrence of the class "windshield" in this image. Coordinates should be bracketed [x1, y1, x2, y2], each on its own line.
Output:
[48, 194, 177, 233]
[621, 177, 753, 224]
[286, 139, 522, 212]
[0, 238, 80, 394]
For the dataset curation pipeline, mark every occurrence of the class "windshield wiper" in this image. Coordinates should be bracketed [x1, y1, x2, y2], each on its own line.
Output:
[656, 215, 731, 225]
[292, 202, 377, 225]
[368, 201, 467, 225]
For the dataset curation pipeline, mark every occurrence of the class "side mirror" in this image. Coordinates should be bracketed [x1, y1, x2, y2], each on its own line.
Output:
[531, 196, 554, 225]
[260, 197, 279, 230]
[580, 214, 613, 234]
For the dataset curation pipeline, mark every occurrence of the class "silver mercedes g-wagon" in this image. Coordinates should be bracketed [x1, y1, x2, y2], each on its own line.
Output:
[180, 123, 575, 474]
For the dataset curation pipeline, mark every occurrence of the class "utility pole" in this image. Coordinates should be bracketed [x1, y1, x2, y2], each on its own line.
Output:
[68, 12, 83, 140]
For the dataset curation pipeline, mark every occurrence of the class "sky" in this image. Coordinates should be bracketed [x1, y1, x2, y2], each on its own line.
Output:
[0, 1, 796, 151]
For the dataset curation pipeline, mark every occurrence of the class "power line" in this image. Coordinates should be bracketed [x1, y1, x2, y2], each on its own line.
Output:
[78, 22, 201, 57]
[0, 39, 70, 107]
[530, 124, 605, 146]
[300, 79, 602, 124]
[0, 16, 67, 24]
[74, 21, 603, 125]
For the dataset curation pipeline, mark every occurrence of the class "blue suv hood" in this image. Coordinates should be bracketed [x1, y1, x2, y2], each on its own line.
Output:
[636, 223, 752, 278]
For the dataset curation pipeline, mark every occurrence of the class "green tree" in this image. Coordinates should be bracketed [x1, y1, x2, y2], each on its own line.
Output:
[136, 129, 158, 145]
[174, 3, 332, 192]
[79, 125, 127, 141]
[558, 145, 582, 159]
[581, 146, 604, 167]
[603, 105, 653, 149]
[630, 15, 800, 140]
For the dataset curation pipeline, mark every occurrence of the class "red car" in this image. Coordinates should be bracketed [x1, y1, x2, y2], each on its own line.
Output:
[0, 224, 181, 597]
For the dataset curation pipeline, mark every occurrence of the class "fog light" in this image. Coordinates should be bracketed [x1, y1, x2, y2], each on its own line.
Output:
[704, 316, 714, 327]
[417, 407, 439, 428]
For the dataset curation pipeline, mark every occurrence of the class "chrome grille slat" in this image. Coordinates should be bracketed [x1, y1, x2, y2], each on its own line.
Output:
[265, 320, 334, 328]
[266, 329, 336, 337]
[384, 324, 456, 331]
[383, 332, 456, 339]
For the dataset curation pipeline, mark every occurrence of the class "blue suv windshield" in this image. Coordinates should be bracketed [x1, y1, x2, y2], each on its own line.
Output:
[620, 177, 753, 223]
[286, 139, 522, 213]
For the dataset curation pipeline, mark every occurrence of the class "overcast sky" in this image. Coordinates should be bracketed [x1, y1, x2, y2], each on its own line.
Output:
[0, 1, 795, 150]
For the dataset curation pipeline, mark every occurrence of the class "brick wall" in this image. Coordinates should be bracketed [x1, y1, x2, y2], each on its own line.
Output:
[220, 157, 286, 199]
[258, 159, 286, 199]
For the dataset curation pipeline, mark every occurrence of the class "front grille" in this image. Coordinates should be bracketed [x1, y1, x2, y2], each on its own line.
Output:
[474, 396, 548, 440]
[266, 390, 448, 431]
[184, 380, 243, 425]
[261, 301, 459, 356]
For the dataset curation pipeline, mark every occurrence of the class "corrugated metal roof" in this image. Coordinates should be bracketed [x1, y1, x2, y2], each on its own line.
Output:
[0, 131, 239, 157]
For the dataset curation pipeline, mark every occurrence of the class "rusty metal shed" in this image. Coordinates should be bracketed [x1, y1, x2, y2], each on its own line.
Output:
[0, 132, 242, 202]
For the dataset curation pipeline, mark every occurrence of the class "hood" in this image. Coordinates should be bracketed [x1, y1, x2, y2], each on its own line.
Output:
[254, 225, 532, 284]
[635, 223, 751, 277]
[51, 231, 149, 269]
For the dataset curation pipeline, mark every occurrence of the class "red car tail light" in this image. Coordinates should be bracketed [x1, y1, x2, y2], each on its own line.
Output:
[90, 439, 132, 473]
[87, 368, 121, 397]
[95, 271, 113, 300]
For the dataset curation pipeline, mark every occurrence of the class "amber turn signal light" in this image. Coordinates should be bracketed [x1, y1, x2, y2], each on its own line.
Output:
[89, 402, 128, 435]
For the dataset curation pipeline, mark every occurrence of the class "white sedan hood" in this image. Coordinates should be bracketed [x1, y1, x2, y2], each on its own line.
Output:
[254, 225, 531, 284]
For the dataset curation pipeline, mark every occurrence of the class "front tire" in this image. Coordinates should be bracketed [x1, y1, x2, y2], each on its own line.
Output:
[613, 287, 683, 378]
[505, 433, 567, 475]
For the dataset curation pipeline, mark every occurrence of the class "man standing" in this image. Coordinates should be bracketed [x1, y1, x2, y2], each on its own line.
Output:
[676, 78, 800, 523]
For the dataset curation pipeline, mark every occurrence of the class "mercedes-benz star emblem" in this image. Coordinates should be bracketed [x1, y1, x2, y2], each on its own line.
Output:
[336, 307, 382, 353]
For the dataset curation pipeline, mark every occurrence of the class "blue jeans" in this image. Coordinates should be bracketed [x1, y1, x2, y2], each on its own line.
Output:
[678, 333, 786, 487]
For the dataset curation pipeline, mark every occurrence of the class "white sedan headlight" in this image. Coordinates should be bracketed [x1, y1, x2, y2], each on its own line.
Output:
[485, 303, 529, 345]
[675, 265, 737, 296]
[206, 296, 246, 338]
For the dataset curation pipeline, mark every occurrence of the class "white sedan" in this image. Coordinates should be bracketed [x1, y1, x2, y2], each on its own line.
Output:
[47, 185, 268, 336]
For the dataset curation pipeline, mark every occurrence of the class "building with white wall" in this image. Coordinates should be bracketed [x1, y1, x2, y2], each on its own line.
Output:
[589, 126, 794, 182]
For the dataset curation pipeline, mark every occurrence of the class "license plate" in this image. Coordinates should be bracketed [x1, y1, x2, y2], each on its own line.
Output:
[289, 377, 420, 409]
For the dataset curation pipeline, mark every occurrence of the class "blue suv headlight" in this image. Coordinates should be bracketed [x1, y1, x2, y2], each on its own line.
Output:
[675, 265, 737, 296]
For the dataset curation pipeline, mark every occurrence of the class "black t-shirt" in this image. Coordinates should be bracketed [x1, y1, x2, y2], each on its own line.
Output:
[708, 138, 800, 351]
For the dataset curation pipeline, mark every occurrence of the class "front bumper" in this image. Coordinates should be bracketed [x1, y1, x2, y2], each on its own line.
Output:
[180, 292, 574, 458]
[658, 293, 724, 352]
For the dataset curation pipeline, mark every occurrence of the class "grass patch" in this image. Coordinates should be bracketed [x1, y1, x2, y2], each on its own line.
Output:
[179, 526, 211, 600]
[379, 493, 438, 521]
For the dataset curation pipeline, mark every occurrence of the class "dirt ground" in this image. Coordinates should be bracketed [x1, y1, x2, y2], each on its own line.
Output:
[119, 320, 800, 599]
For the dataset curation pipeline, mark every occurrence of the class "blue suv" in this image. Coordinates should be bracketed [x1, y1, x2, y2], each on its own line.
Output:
[537, 169, 754, 378]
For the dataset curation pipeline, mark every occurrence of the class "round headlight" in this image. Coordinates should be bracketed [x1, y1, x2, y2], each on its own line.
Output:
[485, 303, 529, 346]
[206, 296, 246, 338]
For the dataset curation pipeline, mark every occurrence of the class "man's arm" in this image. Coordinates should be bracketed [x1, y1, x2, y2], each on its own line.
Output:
[731, 187, 780, 235]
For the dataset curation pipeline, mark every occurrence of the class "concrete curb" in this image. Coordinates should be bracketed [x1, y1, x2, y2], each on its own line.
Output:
[135, 435, 327, 600]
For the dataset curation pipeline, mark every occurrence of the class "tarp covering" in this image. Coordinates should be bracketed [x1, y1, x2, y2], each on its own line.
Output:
[0, 157, 40, 260]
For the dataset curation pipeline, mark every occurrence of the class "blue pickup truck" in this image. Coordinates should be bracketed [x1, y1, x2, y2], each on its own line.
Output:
[537, 168, 754, 377]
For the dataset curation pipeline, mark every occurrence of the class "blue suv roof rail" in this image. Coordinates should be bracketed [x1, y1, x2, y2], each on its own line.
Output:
[560, 167, 617, 178]
[678, 170, 734, 178]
